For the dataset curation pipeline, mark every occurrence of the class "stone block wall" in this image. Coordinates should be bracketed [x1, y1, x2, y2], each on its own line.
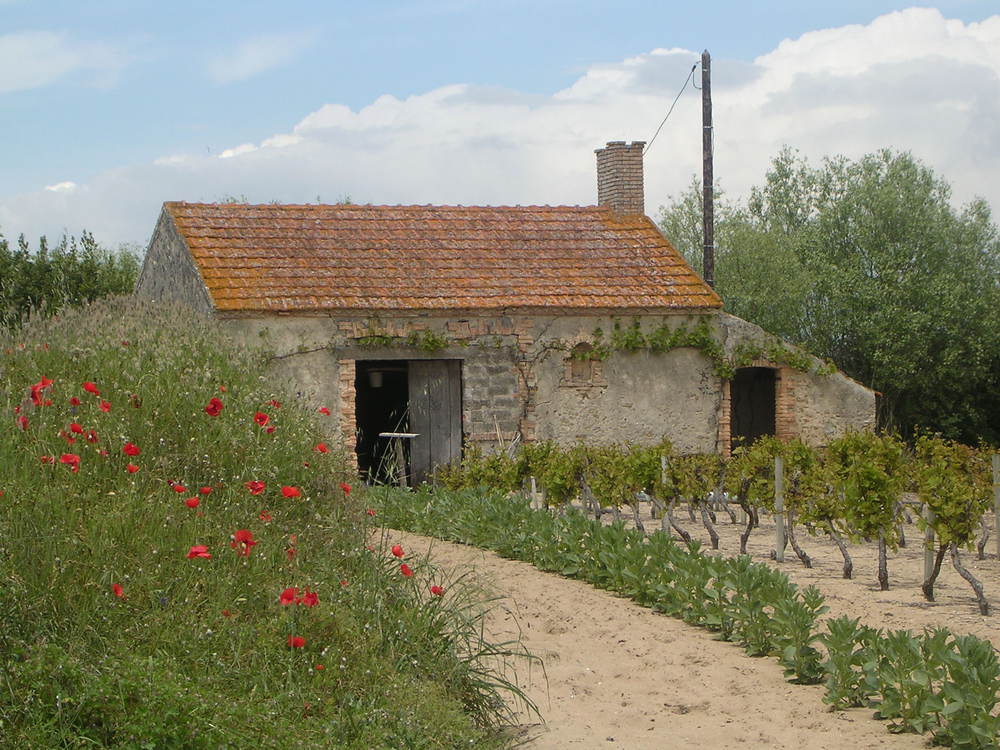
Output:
[134, 209, 214, 313]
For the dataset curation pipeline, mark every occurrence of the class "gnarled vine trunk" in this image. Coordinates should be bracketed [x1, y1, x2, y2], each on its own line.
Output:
[950, 543, 990, 615]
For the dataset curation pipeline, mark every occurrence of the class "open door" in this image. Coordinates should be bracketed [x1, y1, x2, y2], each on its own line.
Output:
[408, 360, 462, 485]
[730, 367, 776, 450]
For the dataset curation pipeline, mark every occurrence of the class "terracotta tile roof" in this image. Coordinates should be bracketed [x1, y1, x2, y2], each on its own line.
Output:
[165, 202, 722, 312]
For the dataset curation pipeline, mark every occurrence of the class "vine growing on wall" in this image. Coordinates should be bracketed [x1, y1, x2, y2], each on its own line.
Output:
[574, 318, 834, 378]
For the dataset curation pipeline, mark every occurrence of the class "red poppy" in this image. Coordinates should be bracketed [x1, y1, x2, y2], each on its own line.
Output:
[69, 422, 83, 434]
[127, 463, 139, 474]
[269, 399, 282, 408]
[287, 636, 306, 648]
[230, 529, 258, 556]
[85, 430, 99, 444]
[82, 381, 100, 395]
[204, 397, 223, 417]
[222, 609, 233, 618]
[430, 585, 444, 597]
[259, 510, 273, 523]
[40, 455, 55, 464]
[313, 443, 329, 453]
[219, 385, 227, 392]
[280, 587, 299, 606]
[281, 486, 301, 498]
[245, 480, 265, 495]
[301, 590, 318, 607]
[400, 563, 414, 578]
[253, 412, 269, 427]
[391, 544, 404, 558]
[112, 583, 125, 598]
[185, 497, 200, 509]
[60, 431, 76, 444]
[98, 449, 109, 458]
[30, 376, 53, 405]
[340, 482, 352, 495]
[340, 579, 349, 587]
[199, 486, 212, 495]
[286, 547, 297, 560]
[314, 664, 324, 671]
[366, 508, 376, 517]
[171, 483, 188, 493]
[265, 425, 276, 434]
[122, 442, 140, 456]
[16, 415, 28, 430]
[318, 407, 330, 415]
[186, 545, 211, 559]
[99, 400, 111, 413]
[69, 396, 81, 406]
[59, 453, 81, 473]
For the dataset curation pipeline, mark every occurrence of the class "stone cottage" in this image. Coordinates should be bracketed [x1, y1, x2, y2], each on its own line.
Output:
[135, 141, 875, 483]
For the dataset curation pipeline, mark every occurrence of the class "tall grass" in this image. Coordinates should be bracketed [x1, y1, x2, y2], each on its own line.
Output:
[0, 297, 527, 748]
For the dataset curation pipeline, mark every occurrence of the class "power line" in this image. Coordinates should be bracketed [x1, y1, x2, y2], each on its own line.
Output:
[644, 62, 698, 156]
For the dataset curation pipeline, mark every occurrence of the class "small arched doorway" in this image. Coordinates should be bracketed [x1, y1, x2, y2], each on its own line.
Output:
[730, 367, 776, 449]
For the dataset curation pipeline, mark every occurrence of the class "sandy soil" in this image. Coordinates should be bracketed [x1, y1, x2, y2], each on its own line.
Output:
[386, 505, 1000, 749]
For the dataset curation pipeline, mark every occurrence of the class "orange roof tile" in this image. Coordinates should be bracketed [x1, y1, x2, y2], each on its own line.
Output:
[165, 202, 722, 312]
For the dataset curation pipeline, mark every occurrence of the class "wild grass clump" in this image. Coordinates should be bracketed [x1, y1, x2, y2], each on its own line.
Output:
[0, 296, 524, 748]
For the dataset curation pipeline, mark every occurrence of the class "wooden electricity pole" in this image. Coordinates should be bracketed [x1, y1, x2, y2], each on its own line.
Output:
[701, 49, 715, 289]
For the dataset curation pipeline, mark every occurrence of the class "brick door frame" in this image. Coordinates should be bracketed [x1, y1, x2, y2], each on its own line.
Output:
[717, 362, 797, 456]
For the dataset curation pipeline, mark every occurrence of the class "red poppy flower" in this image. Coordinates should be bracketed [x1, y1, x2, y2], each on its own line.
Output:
[82, 381, 100, 395]
[85, 430, 99, 444]
[340, 482, 352, 495]
[318, 406, 330, 415]
[69, 397, 81, 406]
[59, 453, 81, 473]
[314, 664, 324, 671]
[281, 486, 301, 498]
[245, 480, 265, 495]
[70, 422, 83, 434]
[230, 529, 258, 556]
[127, 463, 139, 474]
[286, 547, 297, 560]
[313, 443, 329, 453]
[172, 483, 188, 493]
[280, 587, 298, 606]
[219, 385, 227, 392]
[259, 510, 273, 523]
[253, 412, 269, 427]
[16, 415, 28, 430]
[366, 508, 376, 517]
[199, 486, 212, 495]
[60, 431, 76, 444]
[122, 442, 140, 456]
[185, 497, 200, 509]
[400, 563, 414, 578]
[40, 455, 55, 464]
[99, 400, 111, 412]
[340, 579, 349, 587]
[112, 583, 125, 598]
[265, 425, 276, 434]
[391, 544, 404, 558]
[430, 585, 444, 597]
[98, 449, 109, 458]
[186, 545, 211, 559]
[301, 590, 318, 607]
[222, 609, 233, 618]
[30, 377, 53, 405]
[269, 399, 282, 408]
[287, 636, 306, 648]
[204, 397, 223, 417]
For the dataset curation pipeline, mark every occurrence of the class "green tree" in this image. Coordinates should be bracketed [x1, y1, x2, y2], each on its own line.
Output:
[0, 230, 140, 329]
[658, 148, 1000, 443]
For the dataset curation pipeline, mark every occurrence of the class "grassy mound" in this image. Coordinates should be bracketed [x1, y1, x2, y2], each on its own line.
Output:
[0, 297, 524, 749]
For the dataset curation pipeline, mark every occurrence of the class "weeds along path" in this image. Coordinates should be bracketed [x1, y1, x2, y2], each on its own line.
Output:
[386, 529, 926, 750]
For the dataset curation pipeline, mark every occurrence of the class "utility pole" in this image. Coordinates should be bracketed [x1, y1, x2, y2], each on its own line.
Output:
[701, 49, 715, 289]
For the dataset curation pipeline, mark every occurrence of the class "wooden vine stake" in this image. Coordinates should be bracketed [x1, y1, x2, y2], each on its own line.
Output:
[774, 455, 785, 562]
[923, 504, 936, 583]
[993, 453, 1000, 559]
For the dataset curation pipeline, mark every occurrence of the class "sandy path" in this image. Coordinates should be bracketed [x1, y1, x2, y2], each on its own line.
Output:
[387, 528, 932, 750]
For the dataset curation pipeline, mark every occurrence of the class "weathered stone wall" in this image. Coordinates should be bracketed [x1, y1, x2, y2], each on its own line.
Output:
[134, 209, 214, 313]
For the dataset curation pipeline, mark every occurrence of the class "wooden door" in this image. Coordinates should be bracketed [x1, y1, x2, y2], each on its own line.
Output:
[408, 360, 462, 485]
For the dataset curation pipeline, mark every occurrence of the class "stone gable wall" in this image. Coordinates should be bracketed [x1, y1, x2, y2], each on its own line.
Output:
[134, 210, 214, 313]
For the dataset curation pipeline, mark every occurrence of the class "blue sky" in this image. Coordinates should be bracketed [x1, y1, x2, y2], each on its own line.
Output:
[2, 1, 999, 248]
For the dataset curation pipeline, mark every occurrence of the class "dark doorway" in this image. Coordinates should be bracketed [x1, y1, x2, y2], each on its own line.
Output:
[355, 360, 409, 483]
[731, 367, 776, 449]
[354, 359, 463, 485]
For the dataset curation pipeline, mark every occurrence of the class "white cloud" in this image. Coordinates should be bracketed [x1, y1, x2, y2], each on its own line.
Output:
[2, 8, 999, 247]
[207, 31, 316, 84]
[0, 30, 126, 94]
[44, 181, 76, 192]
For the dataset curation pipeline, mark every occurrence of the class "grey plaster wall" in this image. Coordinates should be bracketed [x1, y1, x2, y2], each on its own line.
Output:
[789, 370, 876, 442]
[134, 209, 214, 313]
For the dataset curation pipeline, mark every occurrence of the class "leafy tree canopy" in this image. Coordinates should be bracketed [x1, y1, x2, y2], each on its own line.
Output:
[658, 148, 1000, 444]
[0, 230, 140, 330]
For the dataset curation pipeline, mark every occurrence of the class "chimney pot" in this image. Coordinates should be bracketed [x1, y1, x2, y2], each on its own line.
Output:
[595, 140, 645, 216]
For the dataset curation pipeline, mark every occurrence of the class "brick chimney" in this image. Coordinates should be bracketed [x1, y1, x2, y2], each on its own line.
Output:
[595, 140, 645, 215]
